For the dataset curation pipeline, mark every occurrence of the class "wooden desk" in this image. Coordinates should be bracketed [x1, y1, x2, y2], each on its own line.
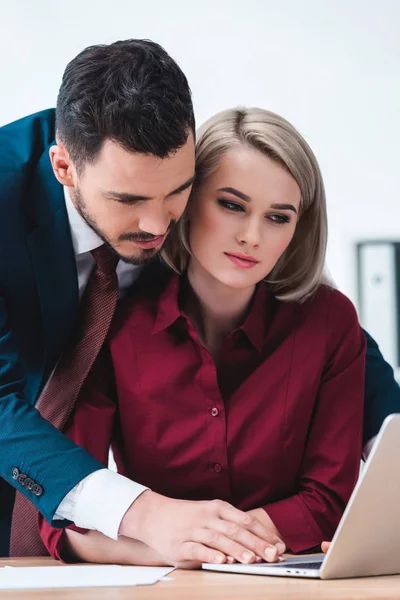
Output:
[1, 557, 400, 599]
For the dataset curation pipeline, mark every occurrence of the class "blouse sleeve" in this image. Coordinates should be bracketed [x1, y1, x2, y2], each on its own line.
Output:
[264, 290, 366, 553]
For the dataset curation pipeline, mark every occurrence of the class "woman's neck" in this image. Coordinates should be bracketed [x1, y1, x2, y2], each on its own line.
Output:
[183, 258, 256, 361]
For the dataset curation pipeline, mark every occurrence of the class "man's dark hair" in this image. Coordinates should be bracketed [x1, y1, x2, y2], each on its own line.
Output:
[56, 39, 195, 170]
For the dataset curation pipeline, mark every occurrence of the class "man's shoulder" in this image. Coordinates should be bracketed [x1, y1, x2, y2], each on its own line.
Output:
[0, 109, 56, 175]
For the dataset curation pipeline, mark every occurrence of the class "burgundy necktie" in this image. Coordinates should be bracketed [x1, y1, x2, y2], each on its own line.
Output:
[10, 244, 119, 556]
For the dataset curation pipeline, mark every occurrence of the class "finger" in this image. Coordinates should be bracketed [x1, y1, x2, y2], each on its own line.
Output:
[192, 529, 258, 565]
[216, 502, 285, 554]
[179, 541, 227, 565]
[245, 517, 285, 552]
[209, 518, 281, 562]
[321, 541, 330, 553]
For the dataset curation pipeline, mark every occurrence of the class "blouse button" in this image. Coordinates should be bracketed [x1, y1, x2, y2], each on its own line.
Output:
[213, 463, 222, 473]
[211, 407, 219, 417]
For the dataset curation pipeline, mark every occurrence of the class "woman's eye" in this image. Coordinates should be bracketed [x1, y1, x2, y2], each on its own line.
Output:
[268, 214, 290, 224]
[217, 199, 244, 212]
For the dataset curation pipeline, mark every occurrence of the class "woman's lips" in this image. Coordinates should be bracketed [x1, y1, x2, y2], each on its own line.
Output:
[133, 235, 165, 249]
[224, 252, 259, 269]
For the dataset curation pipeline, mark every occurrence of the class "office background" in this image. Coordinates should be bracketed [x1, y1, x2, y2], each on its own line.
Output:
[1, 0, 399, 372]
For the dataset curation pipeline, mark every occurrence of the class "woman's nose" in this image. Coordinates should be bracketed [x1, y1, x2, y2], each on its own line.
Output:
[237, 218, 261, 248]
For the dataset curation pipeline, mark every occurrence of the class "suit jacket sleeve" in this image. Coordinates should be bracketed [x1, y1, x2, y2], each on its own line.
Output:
[263, 291, 366, 553]
[0, 111, 104, 529]
[0, 296, 104, 528]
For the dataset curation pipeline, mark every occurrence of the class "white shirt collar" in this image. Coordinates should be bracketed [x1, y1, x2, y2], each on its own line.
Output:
[63, 186, 103, 256]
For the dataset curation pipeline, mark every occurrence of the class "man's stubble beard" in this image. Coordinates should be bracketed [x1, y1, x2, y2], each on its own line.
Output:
[73, 186, 160, 266]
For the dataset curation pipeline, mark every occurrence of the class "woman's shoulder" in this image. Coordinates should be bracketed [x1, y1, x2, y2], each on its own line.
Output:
[300, 284, 362, 343]
[301, 283, 357, 318]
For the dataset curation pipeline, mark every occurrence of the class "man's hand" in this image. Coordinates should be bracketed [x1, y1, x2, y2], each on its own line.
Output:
[119, 491, 286, 567]
[321, 541, 331, 553]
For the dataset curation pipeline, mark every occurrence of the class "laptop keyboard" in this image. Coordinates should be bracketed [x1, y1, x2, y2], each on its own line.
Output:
[253, 560, 323, 569]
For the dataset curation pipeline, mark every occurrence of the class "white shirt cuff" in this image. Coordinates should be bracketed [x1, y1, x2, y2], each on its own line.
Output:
[363, 435, 377, 460]
[53, 469, 148, 540]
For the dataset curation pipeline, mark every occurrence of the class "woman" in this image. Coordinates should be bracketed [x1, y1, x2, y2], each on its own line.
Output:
[39, 107, 365, 565]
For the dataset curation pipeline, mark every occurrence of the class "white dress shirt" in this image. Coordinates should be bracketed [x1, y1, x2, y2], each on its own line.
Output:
[52, 188, 148, 539]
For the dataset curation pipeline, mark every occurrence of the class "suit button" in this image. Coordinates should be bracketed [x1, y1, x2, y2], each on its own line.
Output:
[24, 478, 34, 491]
[32, 484, 43, 497]
[211, 407, 219, 417]
[12, 468, 20, 480]
[213, 463, 222, 473]
[17, 473, 27, 486]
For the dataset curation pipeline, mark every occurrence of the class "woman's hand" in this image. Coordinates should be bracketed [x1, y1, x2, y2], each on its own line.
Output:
[64, 529, 170, 566]
[246, 508, 285, 561]
[321, 541, 331, 553]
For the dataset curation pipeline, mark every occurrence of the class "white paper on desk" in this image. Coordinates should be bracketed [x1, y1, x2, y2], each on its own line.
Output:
[0, 565, 174, 589]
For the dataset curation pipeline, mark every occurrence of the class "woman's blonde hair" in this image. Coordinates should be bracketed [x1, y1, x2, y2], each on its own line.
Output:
[161, 107, 328, 302]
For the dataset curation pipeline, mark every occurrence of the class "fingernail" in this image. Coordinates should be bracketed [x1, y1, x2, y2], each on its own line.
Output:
[265, 547, 278, 561]
[215, 554, 224, 563]
[242, 551, 255, 563]
[275, 543, 286, 554]
[255, 556, 263, 563]
[227, 556, 235, 564]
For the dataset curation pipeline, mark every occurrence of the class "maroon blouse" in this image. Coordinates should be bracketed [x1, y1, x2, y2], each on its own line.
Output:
[39, 275, 365, 558]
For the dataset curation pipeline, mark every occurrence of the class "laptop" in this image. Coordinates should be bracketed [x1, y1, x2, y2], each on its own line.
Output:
[203, 413, 400, 579]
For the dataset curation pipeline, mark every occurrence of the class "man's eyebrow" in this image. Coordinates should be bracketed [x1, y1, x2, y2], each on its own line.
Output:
[218, 188, 298, 213]
[104, 191, 151, 202]
[166, 175, 195, 198]
[104, 175, 195, 204]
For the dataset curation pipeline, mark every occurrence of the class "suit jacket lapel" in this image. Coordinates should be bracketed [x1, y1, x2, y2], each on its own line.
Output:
[26, 146, 79, 380]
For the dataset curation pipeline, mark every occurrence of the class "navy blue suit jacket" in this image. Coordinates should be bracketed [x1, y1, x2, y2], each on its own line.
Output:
[0, 110, 399, 556]
[0, 110, 102, 555]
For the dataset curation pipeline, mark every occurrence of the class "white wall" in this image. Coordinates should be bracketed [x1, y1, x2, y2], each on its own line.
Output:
[1, 0, 400, 316]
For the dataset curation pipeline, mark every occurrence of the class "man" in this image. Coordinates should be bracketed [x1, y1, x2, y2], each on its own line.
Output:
[0, 38, 399, 562]
[0, 38, 288, 564]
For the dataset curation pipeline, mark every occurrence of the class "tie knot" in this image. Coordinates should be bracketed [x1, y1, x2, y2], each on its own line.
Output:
[91, 244, 119, 276]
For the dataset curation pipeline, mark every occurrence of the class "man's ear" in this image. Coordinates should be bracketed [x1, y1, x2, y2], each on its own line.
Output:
[49, 142, 75, 187]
